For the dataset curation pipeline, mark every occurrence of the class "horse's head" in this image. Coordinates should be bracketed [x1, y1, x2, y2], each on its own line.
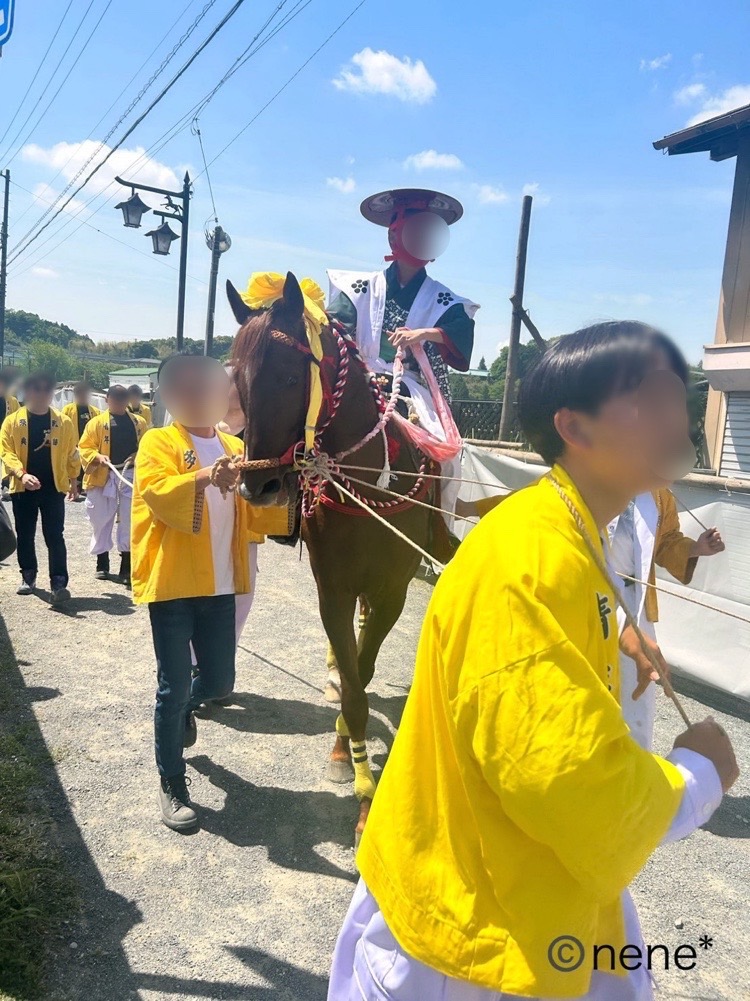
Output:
[227, 271, 311, 506]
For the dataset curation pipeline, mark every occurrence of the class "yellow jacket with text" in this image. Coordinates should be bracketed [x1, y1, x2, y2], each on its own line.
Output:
[78, 410, 147, 491]
[357, 465, 685, 998]
[0, 406, 80, 493]
[127, 402, 152, 428]
[62, 402, 102, 441]
[0, 395, 20, 478]
[476, 487, 697, 623]
[131, 423, 290, 604]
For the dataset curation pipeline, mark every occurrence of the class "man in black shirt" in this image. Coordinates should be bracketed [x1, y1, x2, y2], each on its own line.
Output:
[0, 372, 80, 605]
[78, 384, 146, 586]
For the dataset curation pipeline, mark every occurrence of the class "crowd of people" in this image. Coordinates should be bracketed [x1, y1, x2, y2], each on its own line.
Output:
[0, 186, 741, 1001]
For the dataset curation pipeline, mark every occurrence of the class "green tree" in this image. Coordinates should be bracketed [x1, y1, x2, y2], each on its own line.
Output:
[477, 356, 487, 371]
[26, 340, 73, 382]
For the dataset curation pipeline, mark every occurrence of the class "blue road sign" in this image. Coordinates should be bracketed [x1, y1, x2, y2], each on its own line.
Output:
[0, 0, 16, 48]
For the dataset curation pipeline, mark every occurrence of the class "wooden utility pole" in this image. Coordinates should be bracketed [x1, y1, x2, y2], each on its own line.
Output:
[0, 169, 9, 364]
[499, 194, 533, 440]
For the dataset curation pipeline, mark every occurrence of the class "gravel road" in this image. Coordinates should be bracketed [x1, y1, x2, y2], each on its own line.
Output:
[0, 497, 747, 1001]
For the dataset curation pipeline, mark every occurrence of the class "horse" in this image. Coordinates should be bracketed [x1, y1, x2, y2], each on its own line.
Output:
[227, 271, 445, 841]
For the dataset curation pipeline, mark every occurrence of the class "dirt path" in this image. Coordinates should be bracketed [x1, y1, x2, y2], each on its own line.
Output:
[0, 498, 748, 1000]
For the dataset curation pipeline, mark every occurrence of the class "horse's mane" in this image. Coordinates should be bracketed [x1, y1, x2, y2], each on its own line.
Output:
[232, 308, 273, 372]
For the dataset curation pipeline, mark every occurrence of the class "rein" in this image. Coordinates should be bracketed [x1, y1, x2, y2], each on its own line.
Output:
[234, 318, 430, 518]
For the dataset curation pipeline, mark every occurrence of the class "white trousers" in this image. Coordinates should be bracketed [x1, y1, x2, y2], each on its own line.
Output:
[328, 879, 653, 1001]
[85, 468, 133, 555]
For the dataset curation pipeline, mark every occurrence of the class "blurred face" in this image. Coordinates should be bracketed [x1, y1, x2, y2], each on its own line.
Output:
[128, 392, 143, 409]
[25, 381, 54, 412]
[160, 357, 230, 428]
[107, 390, 129, 414]
[557, 350, 693, 495]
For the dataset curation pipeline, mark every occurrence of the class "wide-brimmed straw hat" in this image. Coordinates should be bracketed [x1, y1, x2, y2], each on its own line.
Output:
[360, 188, 464, 227]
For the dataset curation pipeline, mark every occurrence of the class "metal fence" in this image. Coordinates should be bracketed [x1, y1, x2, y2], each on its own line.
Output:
[450, 399, 502, 440]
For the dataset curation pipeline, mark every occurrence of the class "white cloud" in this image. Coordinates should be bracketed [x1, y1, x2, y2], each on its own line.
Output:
[522, 182, 551, 206]
[674, 82, 707, 105]
[686, 84, 750, 125]
[403, 149, 464, 171]
[640, 53, 672, 71]
[594, 292, 654, 307]
[33, 182, 85, 215]
[476, 184, 509, 206]
[31, 266, 59, 279]
[326, 176, 356, 194]
[22, 141, 181, 204]
[333, 48, 437, 104]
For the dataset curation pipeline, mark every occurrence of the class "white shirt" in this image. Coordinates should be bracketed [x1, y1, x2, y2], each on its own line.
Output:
[189, 433, 235, 596]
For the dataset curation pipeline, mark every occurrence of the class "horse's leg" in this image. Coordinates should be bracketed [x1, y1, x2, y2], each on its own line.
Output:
[326, 594, 369, 702]
[357, 586, 409, 690]
[320, 591, 376, 844]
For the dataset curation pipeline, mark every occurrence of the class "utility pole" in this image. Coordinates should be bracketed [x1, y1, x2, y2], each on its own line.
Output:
[0, 169, 9, 364]
[203, 224, 231, 357]
[499, 194, 533, 441]
[176, 171, 191, 352]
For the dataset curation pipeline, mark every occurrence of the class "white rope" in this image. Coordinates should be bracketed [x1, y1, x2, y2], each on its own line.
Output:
[103, 458, 134, 490]
[337, 461, 512, 490]
[343, 471, 478, 524]
[617, 572, 750, 626]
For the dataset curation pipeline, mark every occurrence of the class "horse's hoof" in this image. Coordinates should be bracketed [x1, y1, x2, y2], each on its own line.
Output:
[327, 759, 354, 784]
[324, 680, 342, 703]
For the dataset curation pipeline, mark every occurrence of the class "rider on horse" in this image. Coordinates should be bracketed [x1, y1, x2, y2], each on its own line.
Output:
[327, 188, 479, 526]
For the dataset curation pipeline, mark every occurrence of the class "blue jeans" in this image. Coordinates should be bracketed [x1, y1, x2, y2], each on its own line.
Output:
[150, 594, 236, 779]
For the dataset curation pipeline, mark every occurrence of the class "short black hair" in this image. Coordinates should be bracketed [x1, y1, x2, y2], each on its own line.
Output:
[23, 371, 55, 394]
[518, 320, 689, 465]
[127, 383, 144, 396]
[107, 383, 128, 399]
[0, 370, 11, 389]
[73, 381, 91, 393]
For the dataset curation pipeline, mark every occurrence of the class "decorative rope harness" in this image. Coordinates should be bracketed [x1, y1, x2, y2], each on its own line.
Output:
[210, 319, 432, 520]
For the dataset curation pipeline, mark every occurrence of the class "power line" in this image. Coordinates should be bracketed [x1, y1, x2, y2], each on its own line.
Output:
[0, 0, 76, 152]
[7, 0, 253, 266]
[8, 0, 220, 257]
[7, 178, 208, 285]
[0, 0, 101, 166]
[199, 0, 368, 175]
[9, 0, 310, 270]
[9, 0, 200, 230]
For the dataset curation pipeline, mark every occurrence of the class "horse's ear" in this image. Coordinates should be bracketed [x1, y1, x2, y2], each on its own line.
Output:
[282, 271, 305, 318]
[226, 280, 252, 326]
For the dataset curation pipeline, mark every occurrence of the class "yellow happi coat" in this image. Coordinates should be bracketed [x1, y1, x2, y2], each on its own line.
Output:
[0, 406, 80, 493]
[62, 401, 102, 440]
[356, 464, 685, 998]
[78, 410, 146, 491]
[1, 395, 20, 479]
[127, 402, 152, 428]
[131, 423, 290, 604]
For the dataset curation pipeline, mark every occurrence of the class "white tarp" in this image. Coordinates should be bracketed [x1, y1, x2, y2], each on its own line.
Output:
[458, 444, 750, 702]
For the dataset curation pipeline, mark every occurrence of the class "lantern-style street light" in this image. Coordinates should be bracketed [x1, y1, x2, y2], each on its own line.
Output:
[115, 171, 192, 350]
[114, 192, 151, 229]
[146, 220, 180, 256]
[204, 224, 231, 356]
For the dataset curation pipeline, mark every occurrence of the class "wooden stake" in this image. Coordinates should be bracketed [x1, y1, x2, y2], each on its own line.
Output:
[499, 195, 533, 440]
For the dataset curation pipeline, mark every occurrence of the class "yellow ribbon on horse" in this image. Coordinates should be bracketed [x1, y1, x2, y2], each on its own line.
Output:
[240, 272, 327, 453]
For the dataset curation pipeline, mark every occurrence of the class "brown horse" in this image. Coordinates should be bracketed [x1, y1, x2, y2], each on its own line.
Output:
[227, 271, 438, 840]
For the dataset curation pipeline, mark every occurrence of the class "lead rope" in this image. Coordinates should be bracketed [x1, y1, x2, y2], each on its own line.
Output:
[547, 474, 693, 728]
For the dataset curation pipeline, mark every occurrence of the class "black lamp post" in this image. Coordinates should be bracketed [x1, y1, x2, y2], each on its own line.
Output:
[204, 225, 231, 357]
[114, 171, 192, 350]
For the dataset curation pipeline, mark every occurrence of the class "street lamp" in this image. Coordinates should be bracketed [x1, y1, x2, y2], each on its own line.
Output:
[204, 224, 231, 357]
[115, 171, 192, 350]
[146, 220, 180, 256]
[114, 192, 151, 229]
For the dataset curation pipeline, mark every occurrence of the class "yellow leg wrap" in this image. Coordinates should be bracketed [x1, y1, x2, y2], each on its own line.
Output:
[326, 642, 337, 670]
[352, 742, 376, 801]
[336, 713, 350, 738]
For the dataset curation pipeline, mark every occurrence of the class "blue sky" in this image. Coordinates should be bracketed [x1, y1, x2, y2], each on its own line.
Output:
[2, 0, 750, 365]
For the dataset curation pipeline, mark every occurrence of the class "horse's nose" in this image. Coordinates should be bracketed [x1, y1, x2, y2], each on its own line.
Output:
[238, 482, 252, 502]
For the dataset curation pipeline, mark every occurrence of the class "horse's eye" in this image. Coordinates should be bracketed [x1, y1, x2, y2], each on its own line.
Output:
[287, 376, 298, 387]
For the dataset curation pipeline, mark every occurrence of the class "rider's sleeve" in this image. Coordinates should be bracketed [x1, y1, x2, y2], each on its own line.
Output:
[327, 290, 357, 337]
[435, 302, 474, 371]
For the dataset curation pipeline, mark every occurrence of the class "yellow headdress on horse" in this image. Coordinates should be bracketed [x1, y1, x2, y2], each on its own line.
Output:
[240, 272, 327, 453]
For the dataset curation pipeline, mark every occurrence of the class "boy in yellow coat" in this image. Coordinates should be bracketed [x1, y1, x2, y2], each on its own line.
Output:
[62, 381, 101, 497]
[127, 384, 152, 428]
[0, 372, 80, 606]
[0, 369, 20, 499]
[328, 322, 739, 1001]
[131, 354, 287, 832]
[79, 384, 146, 585]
